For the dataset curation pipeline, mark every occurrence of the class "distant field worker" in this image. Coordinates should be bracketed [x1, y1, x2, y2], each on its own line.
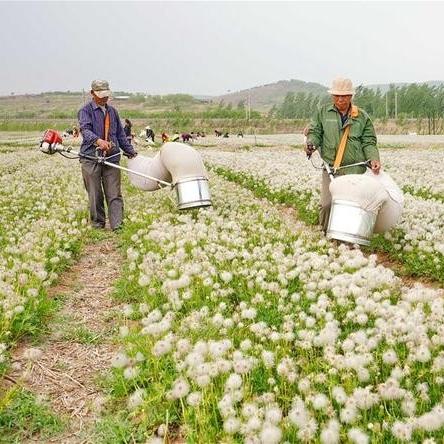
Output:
[145, 125, 155, 143]
[124, 119, 133, 143]
[305, 77, 381, 231]
[161, 132, 169, 143]
[78, 80, 137, 230]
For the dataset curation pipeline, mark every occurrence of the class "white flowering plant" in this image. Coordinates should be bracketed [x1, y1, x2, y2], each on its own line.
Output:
[204, 149, 444, 283]
[103, 170, 444, 443]
[0, 144, 90, 372]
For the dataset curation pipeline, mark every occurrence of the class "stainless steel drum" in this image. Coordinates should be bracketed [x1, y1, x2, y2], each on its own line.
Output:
[327, 199, 377, 246]
[174, 177, 212, 210]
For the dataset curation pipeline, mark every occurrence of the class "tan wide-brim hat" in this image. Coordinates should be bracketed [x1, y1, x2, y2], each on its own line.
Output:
[91, 79, 111, 98]
[328, 77, 355, 95]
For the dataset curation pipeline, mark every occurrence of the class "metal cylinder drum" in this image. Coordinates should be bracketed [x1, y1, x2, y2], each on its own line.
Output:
[174, 177, 212, 210]
[327, 199, 377, 246]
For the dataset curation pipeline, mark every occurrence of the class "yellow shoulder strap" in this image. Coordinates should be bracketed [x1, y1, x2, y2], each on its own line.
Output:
[333, 105, 358, 170]
[104, 110, 110, 141]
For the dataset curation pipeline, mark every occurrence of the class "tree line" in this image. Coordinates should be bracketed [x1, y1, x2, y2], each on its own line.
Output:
[272, 83, 444, 133]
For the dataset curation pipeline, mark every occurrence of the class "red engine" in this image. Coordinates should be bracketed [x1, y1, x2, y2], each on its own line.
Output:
[40, 129, 64, 154]
[42, 129, 63, 145]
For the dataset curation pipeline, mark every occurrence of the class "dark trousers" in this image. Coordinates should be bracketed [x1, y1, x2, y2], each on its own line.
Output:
[80, 160, 123, 229]
[320, 170, 332, 232]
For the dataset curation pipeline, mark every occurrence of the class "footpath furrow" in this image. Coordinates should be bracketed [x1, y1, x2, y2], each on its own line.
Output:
[6, 237, 122, 443]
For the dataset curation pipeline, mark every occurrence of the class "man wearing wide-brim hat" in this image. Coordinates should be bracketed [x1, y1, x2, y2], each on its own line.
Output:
[78, 79, 138, 230]
[305, 77, 381, 231]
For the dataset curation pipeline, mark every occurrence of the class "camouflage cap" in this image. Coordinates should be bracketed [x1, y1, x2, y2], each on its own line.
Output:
[91, 79, 111, 98]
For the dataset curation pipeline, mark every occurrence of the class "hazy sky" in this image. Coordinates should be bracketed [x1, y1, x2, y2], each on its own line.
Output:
[1, 1, 443, 96]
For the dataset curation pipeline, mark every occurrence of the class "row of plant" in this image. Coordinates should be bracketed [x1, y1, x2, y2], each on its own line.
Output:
[0, 145, 91, 373]
[94, 170, 444, 443]
[203, 149, 444, 283]
[2, 138, 444, 443]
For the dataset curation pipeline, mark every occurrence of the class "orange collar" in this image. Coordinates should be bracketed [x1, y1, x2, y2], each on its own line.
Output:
[350, 104, 359, 118]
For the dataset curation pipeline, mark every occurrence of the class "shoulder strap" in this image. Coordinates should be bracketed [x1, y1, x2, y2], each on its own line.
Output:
[104, 110, 110, 141]
[333, 105, 359, 170]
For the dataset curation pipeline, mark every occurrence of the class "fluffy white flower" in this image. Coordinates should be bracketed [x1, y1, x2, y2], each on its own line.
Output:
[312, 393, 329, 410]
[223, 416, 241, 434]
[187, 391, 202, 407]
[171, 377, 190, 399]
[123, 366, 139, 380]
[391, 421, 413, 441]
[264, 406, 282, 424]
[297, 378, 311, 394]
[332, 386, 347, 405]
[347, 427, 369, 444]
[382, 349, 398, 365]
[111, 352, 130, 368]
[261, 350, 275, 369]
[320, 419, 340, 444]
[259, 424, 282, 444]
[220, 271, 233, 283]
[127, 388, 145, 410]
[225, 373, 243, 391]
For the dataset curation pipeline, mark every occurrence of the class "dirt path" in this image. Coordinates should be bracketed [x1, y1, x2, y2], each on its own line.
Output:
[6, 237, 123, 443]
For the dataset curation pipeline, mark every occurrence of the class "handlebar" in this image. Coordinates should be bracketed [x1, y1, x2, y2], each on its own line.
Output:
[305, 147, 372, 178]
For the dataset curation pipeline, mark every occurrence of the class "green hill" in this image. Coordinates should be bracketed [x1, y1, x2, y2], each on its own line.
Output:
[213, 79, 328, 110]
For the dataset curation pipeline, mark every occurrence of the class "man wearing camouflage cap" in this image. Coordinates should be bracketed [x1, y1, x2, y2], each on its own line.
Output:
[78, 80, 138, 230]
[305, 77, 381, 231]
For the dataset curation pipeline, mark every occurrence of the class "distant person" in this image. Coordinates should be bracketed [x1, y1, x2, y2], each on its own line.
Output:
[223, 132, 229, 138]
[182, 133, 192, 142]
[161, 132, 169, 143]
[145, 125, 155, 143]
[237, 131, 244, 138]
[78, 79, 137, 231]
[124, 119, 133, 143]
[305, 77, 381, 231]
[171, 131, 180, 142]
[215, 130, 222, 137]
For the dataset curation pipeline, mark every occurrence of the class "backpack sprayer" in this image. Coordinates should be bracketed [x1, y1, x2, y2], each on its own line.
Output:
[39, 129, 212, 210]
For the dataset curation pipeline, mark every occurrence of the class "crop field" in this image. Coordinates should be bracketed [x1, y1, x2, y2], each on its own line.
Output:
[1, 133, 444, 443]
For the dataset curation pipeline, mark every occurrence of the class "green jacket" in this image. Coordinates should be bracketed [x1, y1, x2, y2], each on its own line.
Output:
[307, 103, 379, 175]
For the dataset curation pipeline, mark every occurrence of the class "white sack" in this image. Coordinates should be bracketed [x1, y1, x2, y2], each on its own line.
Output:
[127, 153, 172, 191]
[329, 174, 389, 214]
[364, 169, 404, 204]
[365, 170, 404, 233]
[160, 142, 207, 183]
